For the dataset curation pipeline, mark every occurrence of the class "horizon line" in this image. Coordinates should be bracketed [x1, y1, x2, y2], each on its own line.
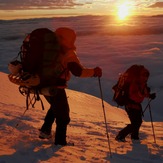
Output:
[1, 13, 163, 21]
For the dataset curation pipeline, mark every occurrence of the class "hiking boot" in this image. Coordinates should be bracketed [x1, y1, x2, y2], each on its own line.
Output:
[115, 135, 126, 142]
[39, 131, 52, 139]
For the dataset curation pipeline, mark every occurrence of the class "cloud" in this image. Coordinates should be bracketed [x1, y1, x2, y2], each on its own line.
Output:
[0, 0, 159, 11]
[0, 0, 83, 10]
[142, 47, 161, 55]
[148, 2, 163, 8]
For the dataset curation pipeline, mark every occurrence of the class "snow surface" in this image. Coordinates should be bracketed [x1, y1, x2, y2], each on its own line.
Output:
[0, 72, 162, 163]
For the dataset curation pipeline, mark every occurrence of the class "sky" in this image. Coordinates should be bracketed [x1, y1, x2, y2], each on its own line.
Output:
[0, 0, 163, 20]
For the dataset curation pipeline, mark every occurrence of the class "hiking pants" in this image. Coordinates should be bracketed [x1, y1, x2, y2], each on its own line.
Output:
[41, 89, 70, 145]
[118, 104, 142, 139]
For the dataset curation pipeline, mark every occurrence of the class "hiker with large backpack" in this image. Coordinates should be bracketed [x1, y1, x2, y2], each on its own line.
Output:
[39, 27, 102, 145]
[8, 27, 102, 146]
[38, 27, 101, 145]
[113, 65, 156, 142]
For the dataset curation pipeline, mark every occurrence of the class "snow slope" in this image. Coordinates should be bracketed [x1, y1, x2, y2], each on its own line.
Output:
[0, 72, 162, 163]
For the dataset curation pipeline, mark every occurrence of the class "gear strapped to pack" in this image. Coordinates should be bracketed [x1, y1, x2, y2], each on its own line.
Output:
[8, 28, 65, 110]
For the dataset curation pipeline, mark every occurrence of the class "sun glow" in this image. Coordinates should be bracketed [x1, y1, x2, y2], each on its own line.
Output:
[117, 3, 131, 20]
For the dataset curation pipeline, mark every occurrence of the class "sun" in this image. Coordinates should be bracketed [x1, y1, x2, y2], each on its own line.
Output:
[117, 3, 130, 20]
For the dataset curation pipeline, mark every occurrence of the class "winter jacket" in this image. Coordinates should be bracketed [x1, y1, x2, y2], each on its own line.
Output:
[126, 82, 150, 110]
[55, 27, 95, 87]
[60, 49, 94, 81]
[130, 82, 150, 103]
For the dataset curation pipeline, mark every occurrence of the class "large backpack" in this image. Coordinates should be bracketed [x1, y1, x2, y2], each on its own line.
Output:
[112, 65, 149, 107]
[9, 28, 64, 88]
[21, 28, 63, 87]
[8, 28, 64, 109]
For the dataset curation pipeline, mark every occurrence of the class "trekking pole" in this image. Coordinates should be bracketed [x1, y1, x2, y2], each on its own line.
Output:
[148, 102, 156, 143]
[142, 99, 152, 115]
[98, 77, 112, 158]
[143, 99, 156, 143]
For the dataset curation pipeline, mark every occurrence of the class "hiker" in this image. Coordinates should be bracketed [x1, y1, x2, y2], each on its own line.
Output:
[39, 27, 102, 145]
[115, 65, 156, 142]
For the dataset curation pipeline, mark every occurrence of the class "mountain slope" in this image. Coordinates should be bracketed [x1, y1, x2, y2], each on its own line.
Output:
[0, 72, 162, 163]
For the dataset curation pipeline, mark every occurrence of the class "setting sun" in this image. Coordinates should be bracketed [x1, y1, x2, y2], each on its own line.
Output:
[117, 3, 130, 20]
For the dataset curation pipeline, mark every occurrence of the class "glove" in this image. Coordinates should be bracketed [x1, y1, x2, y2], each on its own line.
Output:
[149, 93, 156, 100]
[94, 67, 102, 77]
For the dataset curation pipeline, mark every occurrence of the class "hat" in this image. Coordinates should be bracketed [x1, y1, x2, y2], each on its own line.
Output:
[55, 27, 76, 49]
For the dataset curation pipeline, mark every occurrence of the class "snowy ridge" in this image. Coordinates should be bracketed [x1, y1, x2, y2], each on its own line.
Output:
[0, 72, 162, 163]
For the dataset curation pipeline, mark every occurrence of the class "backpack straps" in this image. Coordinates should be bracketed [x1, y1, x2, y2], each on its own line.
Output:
[19, 86, 45, 110]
